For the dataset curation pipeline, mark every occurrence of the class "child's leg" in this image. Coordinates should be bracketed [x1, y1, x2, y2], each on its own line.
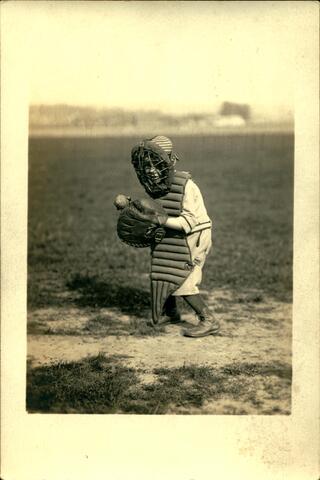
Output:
[162, 295, 181, 323]
[182, 294, 208, 317]
[182, 294, 220, 337]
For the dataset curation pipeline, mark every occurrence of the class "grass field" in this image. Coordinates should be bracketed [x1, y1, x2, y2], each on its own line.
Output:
[27, 133, 294, 414]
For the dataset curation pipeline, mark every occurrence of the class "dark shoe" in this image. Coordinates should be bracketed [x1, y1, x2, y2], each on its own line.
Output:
[182, 319, 220, 338]
[159, 311, 182, 325]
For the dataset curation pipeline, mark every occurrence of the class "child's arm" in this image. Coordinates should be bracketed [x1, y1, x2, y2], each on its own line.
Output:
[164, 216, 187, 231]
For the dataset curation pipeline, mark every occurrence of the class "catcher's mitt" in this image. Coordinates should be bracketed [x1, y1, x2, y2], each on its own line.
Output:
[116, 198, 168, 248]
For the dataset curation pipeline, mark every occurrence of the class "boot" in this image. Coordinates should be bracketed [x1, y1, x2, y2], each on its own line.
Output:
[181, 295, 220, 337]
[160, 295, 181, 324]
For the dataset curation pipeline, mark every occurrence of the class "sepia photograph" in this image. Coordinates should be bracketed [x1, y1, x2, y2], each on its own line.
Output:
[26, 1, 295, 415]
[1, 1, 319, 479]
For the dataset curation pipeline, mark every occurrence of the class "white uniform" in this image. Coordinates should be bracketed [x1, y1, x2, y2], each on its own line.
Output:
[172, 179, 212, 296]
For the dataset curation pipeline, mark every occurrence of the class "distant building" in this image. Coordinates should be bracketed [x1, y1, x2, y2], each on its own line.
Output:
[220, 102, 251, 121]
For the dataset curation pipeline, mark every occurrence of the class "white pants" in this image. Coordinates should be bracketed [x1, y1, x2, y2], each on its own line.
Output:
[172, 228, 212, 296]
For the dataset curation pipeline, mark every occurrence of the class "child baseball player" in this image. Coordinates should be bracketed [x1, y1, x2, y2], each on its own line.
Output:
[131, 135, 220, 338]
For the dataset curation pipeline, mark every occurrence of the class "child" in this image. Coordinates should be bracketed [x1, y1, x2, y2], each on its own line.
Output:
[131, 135, 220, 338]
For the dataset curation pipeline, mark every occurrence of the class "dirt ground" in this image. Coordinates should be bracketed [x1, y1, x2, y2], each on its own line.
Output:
[27, 288, 291, 414]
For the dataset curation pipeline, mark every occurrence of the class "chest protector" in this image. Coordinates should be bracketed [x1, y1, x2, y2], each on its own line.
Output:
[151, 171, 193, 324]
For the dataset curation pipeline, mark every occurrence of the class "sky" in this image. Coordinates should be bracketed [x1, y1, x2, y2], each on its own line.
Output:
[13, 1, 311, 117]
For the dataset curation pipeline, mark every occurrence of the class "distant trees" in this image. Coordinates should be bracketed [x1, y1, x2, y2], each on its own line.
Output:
[29, 103, 257, 133]
[220, 102, 251, 121]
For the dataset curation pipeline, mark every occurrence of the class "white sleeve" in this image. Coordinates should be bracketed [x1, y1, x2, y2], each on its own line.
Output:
[178, 180, 199, 233]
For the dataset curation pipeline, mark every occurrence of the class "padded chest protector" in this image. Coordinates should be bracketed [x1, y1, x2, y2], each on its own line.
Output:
[151, 171, 193, 324]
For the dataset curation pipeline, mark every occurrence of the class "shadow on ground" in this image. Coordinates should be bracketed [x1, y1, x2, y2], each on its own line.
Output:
[66, 273, 151, 317]
[27, 310, 166, 338]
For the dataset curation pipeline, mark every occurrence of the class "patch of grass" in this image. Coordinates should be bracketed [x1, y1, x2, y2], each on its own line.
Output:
[224, 317, 243, 324]
[27, 356, 291, 414]
[27, 354, 139, 413]
[214, 306, 230, 314]
[255, 317, 282, 327]
[28, 281, 63, 309]
[27, 320, 47, 335]
[125, 365, 222, 414]
[221, 361, 292, 380]
[237, 293, 264, 303]
[83, 314, 126, 336]
[83, 314, 165, 337]
[41, 327, 83, 336]
[128, 318, 165, 337]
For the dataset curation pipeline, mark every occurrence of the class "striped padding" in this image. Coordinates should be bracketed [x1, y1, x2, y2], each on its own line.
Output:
[151, 251, 190, 261]
[162, 192, 182, 201]
[151, 171, 193, 323]
[154, 244, 190, 254]
[154, 237, 187, 246]
[152, 265, 189, 278]
[150, 136, 173, 154]
[152, 258, 190, 269]
[170, 184, 184, 193]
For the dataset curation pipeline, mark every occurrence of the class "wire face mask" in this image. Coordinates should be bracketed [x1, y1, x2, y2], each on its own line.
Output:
[131, 141, 175, 198]
[143, 155, 162, 184]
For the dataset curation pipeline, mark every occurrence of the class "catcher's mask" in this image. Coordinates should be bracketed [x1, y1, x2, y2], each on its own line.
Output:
[131, 136, 177, 199]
